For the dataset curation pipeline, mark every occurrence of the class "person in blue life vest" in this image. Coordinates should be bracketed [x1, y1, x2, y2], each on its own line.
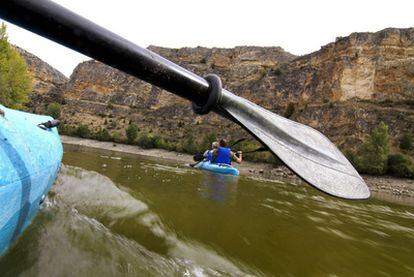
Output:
[212, 139, 242, 165]
[203, 141, 219, 161]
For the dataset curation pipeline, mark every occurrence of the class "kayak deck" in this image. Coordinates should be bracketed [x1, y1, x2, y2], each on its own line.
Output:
[0, 105, 62, 256]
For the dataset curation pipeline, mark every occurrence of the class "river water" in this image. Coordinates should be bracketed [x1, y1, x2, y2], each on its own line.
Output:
[1, 144, 414, 276]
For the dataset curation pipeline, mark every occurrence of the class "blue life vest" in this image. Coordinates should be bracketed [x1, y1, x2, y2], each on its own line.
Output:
[206, 150, 213, 162]
[213, 147, 231, 165]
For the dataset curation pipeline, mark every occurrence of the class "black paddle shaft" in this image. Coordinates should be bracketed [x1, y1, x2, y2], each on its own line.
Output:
[0, 0, 210, 107]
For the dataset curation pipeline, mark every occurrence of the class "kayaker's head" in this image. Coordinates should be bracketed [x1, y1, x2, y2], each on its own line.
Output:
[212, 141, 219, 149]
[219, 139, 227, 147]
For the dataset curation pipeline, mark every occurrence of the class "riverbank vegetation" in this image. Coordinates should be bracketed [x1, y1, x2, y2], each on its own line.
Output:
[46, 102, 61, 119]
[59, 120, 413, 178]
[59, 122, 281, 164]
[0, 23, 32, 109]
[346, 122, 414, 179]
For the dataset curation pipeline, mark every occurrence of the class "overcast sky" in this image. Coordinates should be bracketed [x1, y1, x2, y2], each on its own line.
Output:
[1, 0, 413, 77]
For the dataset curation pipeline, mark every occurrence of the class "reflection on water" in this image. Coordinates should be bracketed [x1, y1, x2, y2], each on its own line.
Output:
[1, 144, 414, 276]
[198, 173, 238, 202]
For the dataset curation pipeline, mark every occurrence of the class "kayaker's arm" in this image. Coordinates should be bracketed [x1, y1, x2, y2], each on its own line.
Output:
[232, 151, 242, 163]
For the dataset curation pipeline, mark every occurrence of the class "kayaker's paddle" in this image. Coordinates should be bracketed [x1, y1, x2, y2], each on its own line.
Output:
[193, 138, 246, 162]
[192, 145, 267, 166]
[240, 146, 268, 155]
[0, 0, 370, 199]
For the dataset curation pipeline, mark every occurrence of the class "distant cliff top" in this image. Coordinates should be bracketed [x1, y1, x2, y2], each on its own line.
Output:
[15, 46, 68, 85]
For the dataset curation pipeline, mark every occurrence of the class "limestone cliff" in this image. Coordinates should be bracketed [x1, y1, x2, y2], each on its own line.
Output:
[24, 28, 414, 154]
[272, 28, 414, 147]
[269, 28, 414, 105]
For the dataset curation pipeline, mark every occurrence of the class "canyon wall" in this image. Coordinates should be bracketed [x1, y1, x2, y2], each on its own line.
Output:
[22, 28, 414, 153]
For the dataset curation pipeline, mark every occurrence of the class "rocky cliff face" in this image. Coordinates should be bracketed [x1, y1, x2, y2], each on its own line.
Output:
[269, 28, 414, 105]
[61, 46, 295, 146]
[16, 46, 68, 114]
[273, 28, 414, 147]
[24, 28, 414, 153]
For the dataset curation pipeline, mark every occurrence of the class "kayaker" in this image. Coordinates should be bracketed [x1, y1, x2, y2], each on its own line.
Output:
[212, 139, 242, 165]
[203, 141, 219, 161]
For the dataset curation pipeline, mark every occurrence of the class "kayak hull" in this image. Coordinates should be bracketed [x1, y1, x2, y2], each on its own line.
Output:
[0, 105, 62, 256]
[196, 161, 239, 176]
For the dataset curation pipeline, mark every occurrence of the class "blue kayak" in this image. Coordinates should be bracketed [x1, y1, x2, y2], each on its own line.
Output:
[195, 160, 240, 176]
[0, 105, 62, 256]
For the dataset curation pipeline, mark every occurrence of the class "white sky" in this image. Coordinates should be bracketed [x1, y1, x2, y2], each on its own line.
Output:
[1, 0, 413, 77]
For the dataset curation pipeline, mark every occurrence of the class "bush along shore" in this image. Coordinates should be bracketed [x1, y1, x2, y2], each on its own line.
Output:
[345, 122, 414, 179]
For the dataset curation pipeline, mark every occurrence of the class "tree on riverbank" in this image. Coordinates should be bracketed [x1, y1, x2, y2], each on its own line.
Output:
[0, 23, 32, 109]
[126, 123, 138, 143]
[355, 122, 390, 175]
[347, 122, 414, 178]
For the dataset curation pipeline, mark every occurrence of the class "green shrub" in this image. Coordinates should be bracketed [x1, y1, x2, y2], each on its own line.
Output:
[58, 123, 76, 136]
[354, 122, 390, 175]
[285, 102, 295, 118]
[399, 132, 413, 150]
[148, 135, 175, 151]
[111, 131, 123, 143]
[137, 134, 152, 149]
[95, 128, 111, 141]
[237, 140, 261, 152]
[136, 133, 161, 149]
[387, 153, 414, 178]
[0, 23, 32, 109]
[46, 102, 61, 119]
[344, 149, 357, 166]
[247, 151, 281, 165]
[201, 131, 217, 150]
[161, 140, 177, 151]
[152, 135, 168, 149]
[182, 135, 199, 154]
[126, 123, 138, 143]
[76, 124, 90, 138]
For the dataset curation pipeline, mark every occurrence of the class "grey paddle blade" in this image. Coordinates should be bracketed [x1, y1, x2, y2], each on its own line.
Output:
[218, 90, 370, 199]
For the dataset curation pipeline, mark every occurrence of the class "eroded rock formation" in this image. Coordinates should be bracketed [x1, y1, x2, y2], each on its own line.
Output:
[16, 46, 68, 114]
[22, 28, 414, 153]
